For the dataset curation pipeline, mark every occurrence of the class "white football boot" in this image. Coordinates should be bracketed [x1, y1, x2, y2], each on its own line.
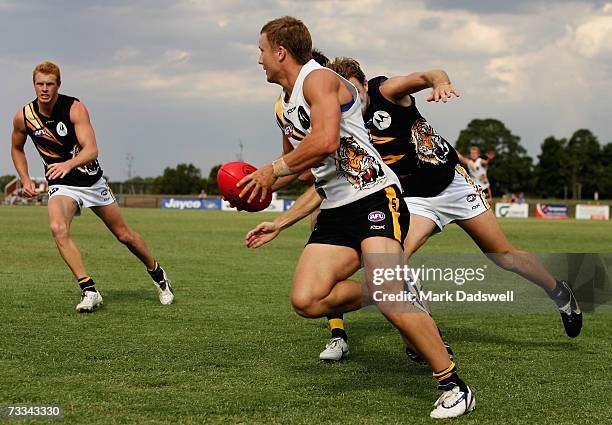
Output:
[76, 290, 103, 313]
[153, 267, 174, 305]
[319, 337, 349, 361]
[430, 385, 476, 419]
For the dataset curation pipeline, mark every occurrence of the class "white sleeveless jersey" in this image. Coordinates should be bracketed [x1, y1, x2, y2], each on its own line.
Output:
[468, 158, 489, 189]
[275, 59, 400, 209]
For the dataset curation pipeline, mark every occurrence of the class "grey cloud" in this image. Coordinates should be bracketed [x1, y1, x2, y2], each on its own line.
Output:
[423, 0, 607, 14]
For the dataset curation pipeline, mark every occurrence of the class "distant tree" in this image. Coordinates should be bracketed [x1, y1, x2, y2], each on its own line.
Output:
[455, 118, 534, 195]
[566, 129, 601, 199]
[599, 143, 612, 198]
[535, 136, 568, 198]
[204, 164, 222, 195]
[153, 163, 203, 194]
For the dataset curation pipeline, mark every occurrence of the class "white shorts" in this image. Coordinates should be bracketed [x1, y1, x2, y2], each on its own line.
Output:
[404, 165, 491, 231]
[48, 177, 115, 214]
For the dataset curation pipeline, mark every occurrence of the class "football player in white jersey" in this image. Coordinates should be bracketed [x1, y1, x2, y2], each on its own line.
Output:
[239, 17, 475, 419]
[460, 146, 495, 200]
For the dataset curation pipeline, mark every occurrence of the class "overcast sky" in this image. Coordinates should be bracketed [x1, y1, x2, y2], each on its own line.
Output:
[2, 0, 611, 180]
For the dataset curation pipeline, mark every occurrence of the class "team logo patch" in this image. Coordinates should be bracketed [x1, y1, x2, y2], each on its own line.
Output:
[297, 106, 310, 130]
[56, 122, 68, 137]
[372, 110, 391, 130]
[368, 211, 386, 222]
[466, 194, 477, 202]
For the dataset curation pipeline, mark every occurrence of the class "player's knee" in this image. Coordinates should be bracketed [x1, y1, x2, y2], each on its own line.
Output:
[291, 294, 323, 318]
[49, 221, 69, 240]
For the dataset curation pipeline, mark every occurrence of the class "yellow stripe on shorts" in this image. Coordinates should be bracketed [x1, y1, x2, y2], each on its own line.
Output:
[384, 186, 402, 242]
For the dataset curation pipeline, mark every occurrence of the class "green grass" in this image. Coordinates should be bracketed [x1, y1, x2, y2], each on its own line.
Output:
[0, 207, 611, 424]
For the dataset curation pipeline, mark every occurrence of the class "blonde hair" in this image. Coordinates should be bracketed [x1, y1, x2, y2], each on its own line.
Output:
[261, 16, 312, 65]
[328, 57, 366, 84]
[33, 61, 61, 83]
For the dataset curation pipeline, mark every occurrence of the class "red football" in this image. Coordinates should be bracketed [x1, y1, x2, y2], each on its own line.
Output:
[217, 162, 272, 212]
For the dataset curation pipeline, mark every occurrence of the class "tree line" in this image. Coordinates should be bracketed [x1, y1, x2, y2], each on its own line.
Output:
[2, 118, 610, 199]
[454, 119, 612, 199]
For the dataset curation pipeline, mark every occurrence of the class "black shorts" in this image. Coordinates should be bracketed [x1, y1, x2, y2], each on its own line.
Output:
[307, 185, 409, 251]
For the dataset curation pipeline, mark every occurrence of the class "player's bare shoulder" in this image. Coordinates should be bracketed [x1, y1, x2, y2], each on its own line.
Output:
[69, 99, 91, 124]
[303, 68, 341, 98]
[12, 108, 26, 133]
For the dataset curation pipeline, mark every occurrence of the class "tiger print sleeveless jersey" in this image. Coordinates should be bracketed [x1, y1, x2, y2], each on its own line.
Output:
[365, 76, 459, 198]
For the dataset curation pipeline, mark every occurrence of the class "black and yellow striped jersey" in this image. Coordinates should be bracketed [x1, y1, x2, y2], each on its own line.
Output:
[23, 94, 102, 187]
[365, 76, 459, 198]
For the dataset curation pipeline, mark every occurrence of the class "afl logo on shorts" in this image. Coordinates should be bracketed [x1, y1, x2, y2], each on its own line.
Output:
[466, 194, 477, 202]
[56, 122, 68, 137]
[283, 123, 294, 138]
[372, 110, 391, 130]
[368, 211, 386, 222]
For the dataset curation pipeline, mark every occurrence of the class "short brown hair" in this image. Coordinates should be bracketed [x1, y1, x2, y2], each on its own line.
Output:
[33, 61, 61, 83]
[328, 57, 366, 84]
[261, 16, 312, 65]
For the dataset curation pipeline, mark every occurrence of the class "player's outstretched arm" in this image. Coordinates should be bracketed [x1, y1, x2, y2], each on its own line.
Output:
[10, 109, 37, 198]
[245, 186, 322, 248]
[45, 101, 100, 180]
[381, 70, 459, 106]
[456, 150, 469, 165]
[481, 151, 496, 167]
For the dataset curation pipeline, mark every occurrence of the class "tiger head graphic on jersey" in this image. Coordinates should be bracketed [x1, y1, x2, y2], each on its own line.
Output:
[71, 145, 100, 175]
[336, 136, 384, 189]
[411, 118, 450, 165]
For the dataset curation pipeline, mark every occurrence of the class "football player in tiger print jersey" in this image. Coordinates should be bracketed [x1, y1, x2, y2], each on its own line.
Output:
[321, 57, 582, 351]
[11, 61, 174, 312]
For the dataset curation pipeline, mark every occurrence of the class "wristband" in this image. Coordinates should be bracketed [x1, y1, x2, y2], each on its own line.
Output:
[272, 158, 292, 177]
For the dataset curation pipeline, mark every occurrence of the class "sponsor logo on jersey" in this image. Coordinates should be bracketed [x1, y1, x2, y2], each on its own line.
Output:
[56, 122, 68, 137]
[34, 128, 51, 138]
[466, 194, 477, 202]
[368, 211, 386, 222]
[297, 105, 310, 130]
[372, 110, 391, 130]
[370, 224, 386, 230]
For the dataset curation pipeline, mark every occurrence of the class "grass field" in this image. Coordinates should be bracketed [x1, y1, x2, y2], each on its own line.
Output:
[1, 206, 611, 424]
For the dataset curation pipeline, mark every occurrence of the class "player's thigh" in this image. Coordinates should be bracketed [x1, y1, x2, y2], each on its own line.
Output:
[456, 209, 514, 253]
[47, 195, 79, 228]
[292, 243, 361, 302]
[91, 202, 130, 236]
[404, 214, 438, 257]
